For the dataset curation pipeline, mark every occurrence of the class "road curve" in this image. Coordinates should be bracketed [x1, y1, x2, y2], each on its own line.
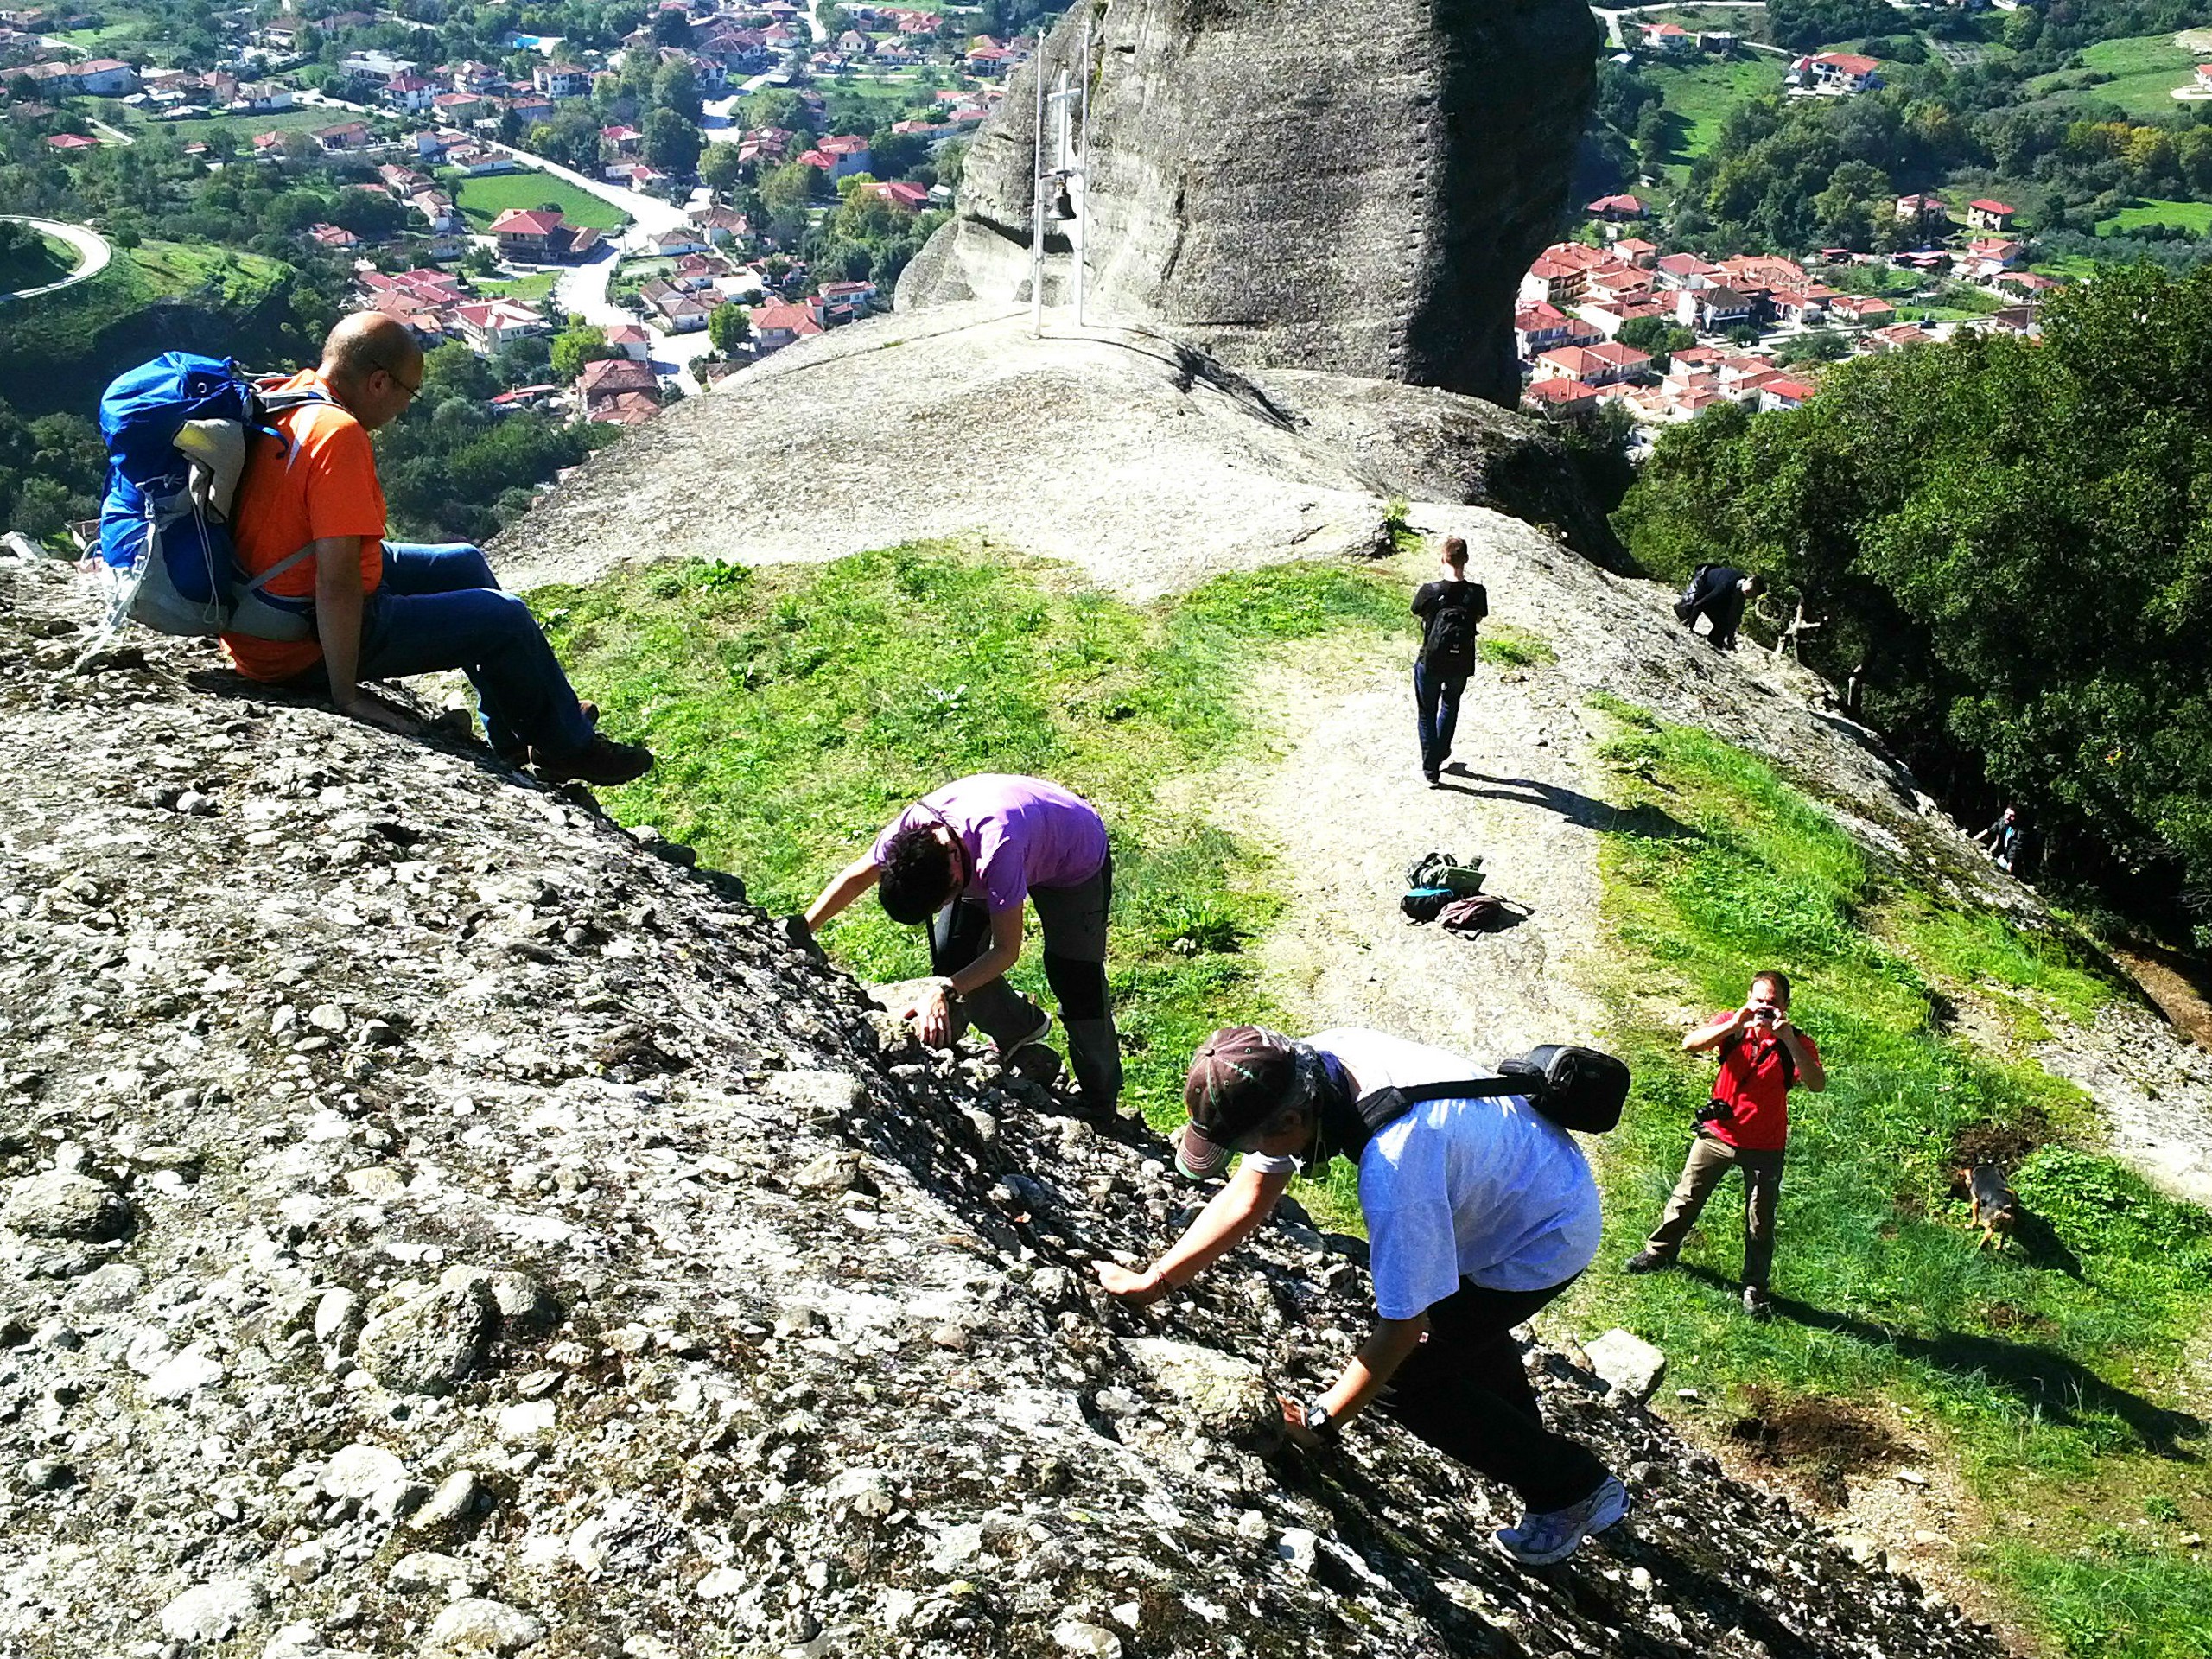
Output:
[0, 214, 111, 301]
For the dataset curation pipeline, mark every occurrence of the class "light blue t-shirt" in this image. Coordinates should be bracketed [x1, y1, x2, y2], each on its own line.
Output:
[1309, 1027, 1603, 1315]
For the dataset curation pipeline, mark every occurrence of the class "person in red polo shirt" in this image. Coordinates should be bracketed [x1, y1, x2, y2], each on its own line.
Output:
[1623, 969, 1826, 1317]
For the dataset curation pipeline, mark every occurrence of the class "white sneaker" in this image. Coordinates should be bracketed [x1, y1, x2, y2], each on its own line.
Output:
[1494, 1474, 1630, 1567]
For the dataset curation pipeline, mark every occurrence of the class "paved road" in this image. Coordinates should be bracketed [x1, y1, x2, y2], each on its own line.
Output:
[0, 214, 112, 300]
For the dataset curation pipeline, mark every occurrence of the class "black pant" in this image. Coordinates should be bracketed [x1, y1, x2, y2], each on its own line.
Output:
[926, 854, 1120, 1104]
[1378, 1275, 1609, 1513]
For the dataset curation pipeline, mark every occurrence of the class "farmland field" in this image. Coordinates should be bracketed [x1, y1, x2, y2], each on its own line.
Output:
[448, 171, 631, 232]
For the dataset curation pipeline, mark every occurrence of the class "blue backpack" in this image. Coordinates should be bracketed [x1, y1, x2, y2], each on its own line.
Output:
[95, 353, 329, 641]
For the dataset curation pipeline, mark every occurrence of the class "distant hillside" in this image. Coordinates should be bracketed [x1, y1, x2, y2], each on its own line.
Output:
[0, 238, 302, 418]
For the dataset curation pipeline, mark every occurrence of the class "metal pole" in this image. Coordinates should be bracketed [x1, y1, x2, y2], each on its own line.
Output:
[1073, 16, 1090, 329]
[1029, 50, 1045, 337]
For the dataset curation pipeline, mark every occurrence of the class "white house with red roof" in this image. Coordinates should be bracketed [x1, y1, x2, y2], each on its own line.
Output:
[1791, 52, 1880, 93]
[1827, 293, 1896, 325]
[1638, 21, 1695, 54]
[1522, 378, 1601, 418]
[454, 300, 549, 353]
[1862, 322, 1936, 354]
[1965, 198, 2016, 232]
[750, 299, 824, 355]
[857, 179, 930, 211]
[384, 73, 437, 112]
[1586, 193, 1647, 220]
[1533, 341, 1651, 387]
[1758, 377, 1815, 412]
[605, 323, 653, 360]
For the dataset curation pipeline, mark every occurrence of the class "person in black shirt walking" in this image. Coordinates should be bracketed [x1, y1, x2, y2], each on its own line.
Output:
[1410, 536, 1488, 786]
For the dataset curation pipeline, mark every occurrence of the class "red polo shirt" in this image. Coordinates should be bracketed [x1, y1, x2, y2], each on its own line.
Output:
[1705, 1014, 1818, 1153]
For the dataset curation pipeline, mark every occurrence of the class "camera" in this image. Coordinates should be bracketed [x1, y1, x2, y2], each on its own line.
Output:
[1751, 1008, 1778, 1025]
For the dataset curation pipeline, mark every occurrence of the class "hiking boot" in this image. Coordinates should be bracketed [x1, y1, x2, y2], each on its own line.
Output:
[495, 701, 600, 767]
[1423, 770, 1441, 788]
[535, 734, 653, 787]
[989, 1003, 1052, 1057]
[1742, 1285, 1774, 1319]
[1622, 1249, 1673, 1274]
[1495, 1474, 1630, 1568]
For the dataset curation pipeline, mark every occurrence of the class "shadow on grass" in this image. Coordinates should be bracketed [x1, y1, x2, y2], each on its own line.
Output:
[1675, 1264, 2205, 1457]
[1446, 769, 1700, 842]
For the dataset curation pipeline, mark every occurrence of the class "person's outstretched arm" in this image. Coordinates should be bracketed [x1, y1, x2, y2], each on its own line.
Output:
[1285, 1313, 1430, 1443]
[1683, 1007, 1747, 1054]
[804, 855, 880, 931]
[1096, 1160, 1296, 1304]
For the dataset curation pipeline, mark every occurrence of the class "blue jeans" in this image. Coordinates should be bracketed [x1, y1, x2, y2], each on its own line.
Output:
[354, 542, 594, 759]
[1414, 658, 1466, 776]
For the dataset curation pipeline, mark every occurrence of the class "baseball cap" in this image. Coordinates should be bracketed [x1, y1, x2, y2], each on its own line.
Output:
[1183, 1026, 1302, 1147]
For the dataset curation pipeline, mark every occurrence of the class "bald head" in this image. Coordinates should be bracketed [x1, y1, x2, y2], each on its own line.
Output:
[318, 312, 423, 429]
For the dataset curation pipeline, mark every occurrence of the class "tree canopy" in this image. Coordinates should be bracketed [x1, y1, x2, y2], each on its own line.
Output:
[1617, 264, 2212, 909]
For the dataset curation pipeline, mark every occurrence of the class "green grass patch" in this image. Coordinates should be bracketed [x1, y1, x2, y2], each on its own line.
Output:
[478, 270, 559, 303]
[1643, 54, 1787, 174]
[2031, 32, 2204, 120]
[2097, 199, 2212, 238]
[535, 543, 1413, 1124]
[0, 238, 289, 400]
[1479, 624, 1556, 669]
[447, 170, 630, 233]
[1566, 696, 2210, 1656]
[1995, 1533, 2212, 1659]
[0, 230, 81, 292]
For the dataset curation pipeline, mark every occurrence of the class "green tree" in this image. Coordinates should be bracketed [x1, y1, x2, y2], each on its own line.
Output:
[652, 59, 702, 126]
[1618, 264, 2212, 900]
[760, 157, 823, 215]
[550, 325, 619, 381]
[701, 140, 745, 199]
[1635, 101, 1671, 179]
[651, 8, 693, 47]
[645, 110, 704, 175]
[1618, 315, 1695, 371]
[707, 301, 751, 353]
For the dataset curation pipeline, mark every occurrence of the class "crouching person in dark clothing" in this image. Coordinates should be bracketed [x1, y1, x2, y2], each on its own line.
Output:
[1674, 564, 1764, 650]
[1096, 1026, 1628, 1568]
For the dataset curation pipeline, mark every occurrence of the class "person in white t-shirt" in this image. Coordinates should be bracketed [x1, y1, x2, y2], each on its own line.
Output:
[1095, 1024, 1629, 1568]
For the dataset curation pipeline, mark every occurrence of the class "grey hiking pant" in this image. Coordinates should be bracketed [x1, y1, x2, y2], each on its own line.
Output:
[929, 853, 1122, 1107]
[1644, 1130, 1786, 1289]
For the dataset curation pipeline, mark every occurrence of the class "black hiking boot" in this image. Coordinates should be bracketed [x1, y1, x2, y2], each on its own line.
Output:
[1622, 1249, 1673, 1274]
[535, 734, 654, 787]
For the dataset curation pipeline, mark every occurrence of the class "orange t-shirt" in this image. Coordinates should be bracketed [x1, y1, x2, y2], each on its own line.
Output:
[221, 369, 386, 683]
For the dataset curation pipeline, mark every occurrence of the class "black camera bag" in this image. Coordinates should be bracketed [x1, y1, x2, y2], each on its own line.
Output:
[1356, 1044, 1631, 1137]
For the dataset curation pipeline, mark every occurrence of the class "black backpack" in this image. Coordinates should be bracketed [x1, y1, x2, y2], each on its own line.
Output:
[1356, 1045, 1631, 1136]
[1420, 583, 1486, 674]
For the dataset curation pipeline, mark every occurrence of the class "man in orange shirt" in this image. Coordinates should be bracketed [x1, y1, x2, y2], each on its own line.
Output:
[227, 313, 651, 786]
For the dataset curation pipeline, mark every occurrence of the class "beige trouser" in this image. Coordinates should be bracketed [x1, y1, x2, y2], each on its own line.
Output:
[1645, 1131, 1786, 1288]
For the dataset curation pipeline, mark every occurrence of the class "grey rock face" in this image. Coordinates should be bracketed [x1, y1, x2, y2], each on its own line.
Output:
[3, 1169, 132, 1241]
[899, 0, 1599, 405]
[355, 1282, 494, 1395]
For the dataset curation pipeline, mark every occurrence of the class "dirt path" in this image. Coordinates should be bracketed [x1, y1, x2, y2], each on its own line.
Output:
[1187, 626, 1614, 1059]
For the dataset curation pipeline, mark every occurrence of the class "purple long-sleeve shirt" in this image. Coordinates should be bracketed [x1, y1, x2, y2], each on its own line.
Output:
[872, 775, 1108, 913]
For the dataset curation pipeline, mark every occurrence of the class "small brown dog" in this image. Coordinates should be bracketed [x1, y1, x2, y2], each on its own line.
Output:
[1967, 1162, 2020, 1251]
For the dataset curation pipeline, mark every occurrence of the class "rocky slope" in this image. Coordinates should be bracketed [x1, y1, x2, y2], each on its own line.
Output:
[494, 305, 1618, 594]
[896, 0, 1599, 405]
[0, 556, 2008, 1656]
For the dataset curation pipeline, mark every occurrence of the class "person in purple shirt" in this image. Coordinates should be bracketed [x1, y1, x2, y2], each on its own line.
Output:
[801, 774, 1122, 1110]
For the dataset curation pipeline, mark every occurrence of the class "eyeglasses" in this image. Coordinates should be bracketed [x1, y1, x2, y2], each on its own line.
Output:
[375, 364, 423, 397]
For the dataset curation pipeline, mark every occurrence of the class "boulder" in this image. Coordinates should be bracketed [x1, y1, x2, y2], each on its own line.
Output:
[1122, 1337, 1282, 1450]
[3, 1170, 131, 1242]
[899, 0, 1599, 407]
[1585, 1328, 1668, 1402]
[158, 1578, 267, 1643]
[355, 1282, 494, 1395]
[425, 1598, 546, 1656]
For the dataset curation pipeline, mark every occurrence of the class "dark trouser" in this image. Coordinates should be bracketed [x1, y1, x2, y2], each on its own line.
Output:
[291, 542, 594, 760]
[1644, 1130, 1785, 1288]
[1380, 1275, 1611, 1514]
[929, 853, 1121, 1106]
[1695, 589, 1746, 649]
[1413, 658, 1467, 776]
